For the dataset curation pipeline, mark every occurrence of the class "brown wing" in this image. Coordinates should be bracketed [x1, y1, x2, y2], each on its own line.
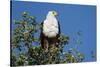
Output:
[40, 22, 49, 50]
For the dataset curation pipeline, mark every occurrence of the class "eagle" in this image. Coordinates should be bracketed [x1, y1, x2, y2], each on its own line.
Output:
[40, 11, 61, 51]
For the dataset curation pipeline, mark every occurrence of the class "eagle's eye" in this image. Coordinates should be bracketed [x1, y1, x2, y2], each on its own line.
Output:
[52, 11, 58, 16]
[52, 11, 55, 14]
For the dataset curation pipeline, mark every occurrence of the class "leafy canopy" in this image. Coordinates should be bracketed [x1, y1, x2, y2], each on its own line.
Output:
[11, 12, 84, 66]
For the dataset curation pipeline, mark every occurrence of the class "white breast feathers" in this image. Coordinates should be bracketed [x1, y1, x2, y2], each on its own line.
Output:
[43, 18, 59, 38]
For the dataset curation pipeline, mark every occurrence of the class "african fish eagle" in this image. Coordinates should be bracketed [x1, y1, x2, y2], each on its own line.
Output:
[40, 11, 61, 51]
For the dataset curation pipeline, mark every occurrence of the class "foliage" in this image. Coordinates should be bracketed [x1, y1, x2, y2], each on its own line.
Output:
[11, 12, 84, 66]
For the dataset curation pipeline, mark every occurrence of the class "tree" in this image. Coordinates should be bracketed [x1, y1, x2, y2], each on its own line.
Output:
[11, 12, 84, 66]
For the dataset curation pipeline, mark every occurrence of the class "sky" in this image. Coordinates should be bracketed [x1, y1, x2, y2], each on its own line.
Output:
[11, 1, 96, 62]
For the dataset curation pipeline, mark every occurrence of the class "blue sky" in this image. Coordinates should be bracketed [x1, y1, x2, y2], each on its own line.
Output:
[11, 1, 96, 62]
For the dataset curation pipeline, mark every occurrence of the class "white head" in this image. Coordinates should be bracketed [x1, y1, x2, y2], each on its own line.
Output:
[46, 11, 58, 19]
